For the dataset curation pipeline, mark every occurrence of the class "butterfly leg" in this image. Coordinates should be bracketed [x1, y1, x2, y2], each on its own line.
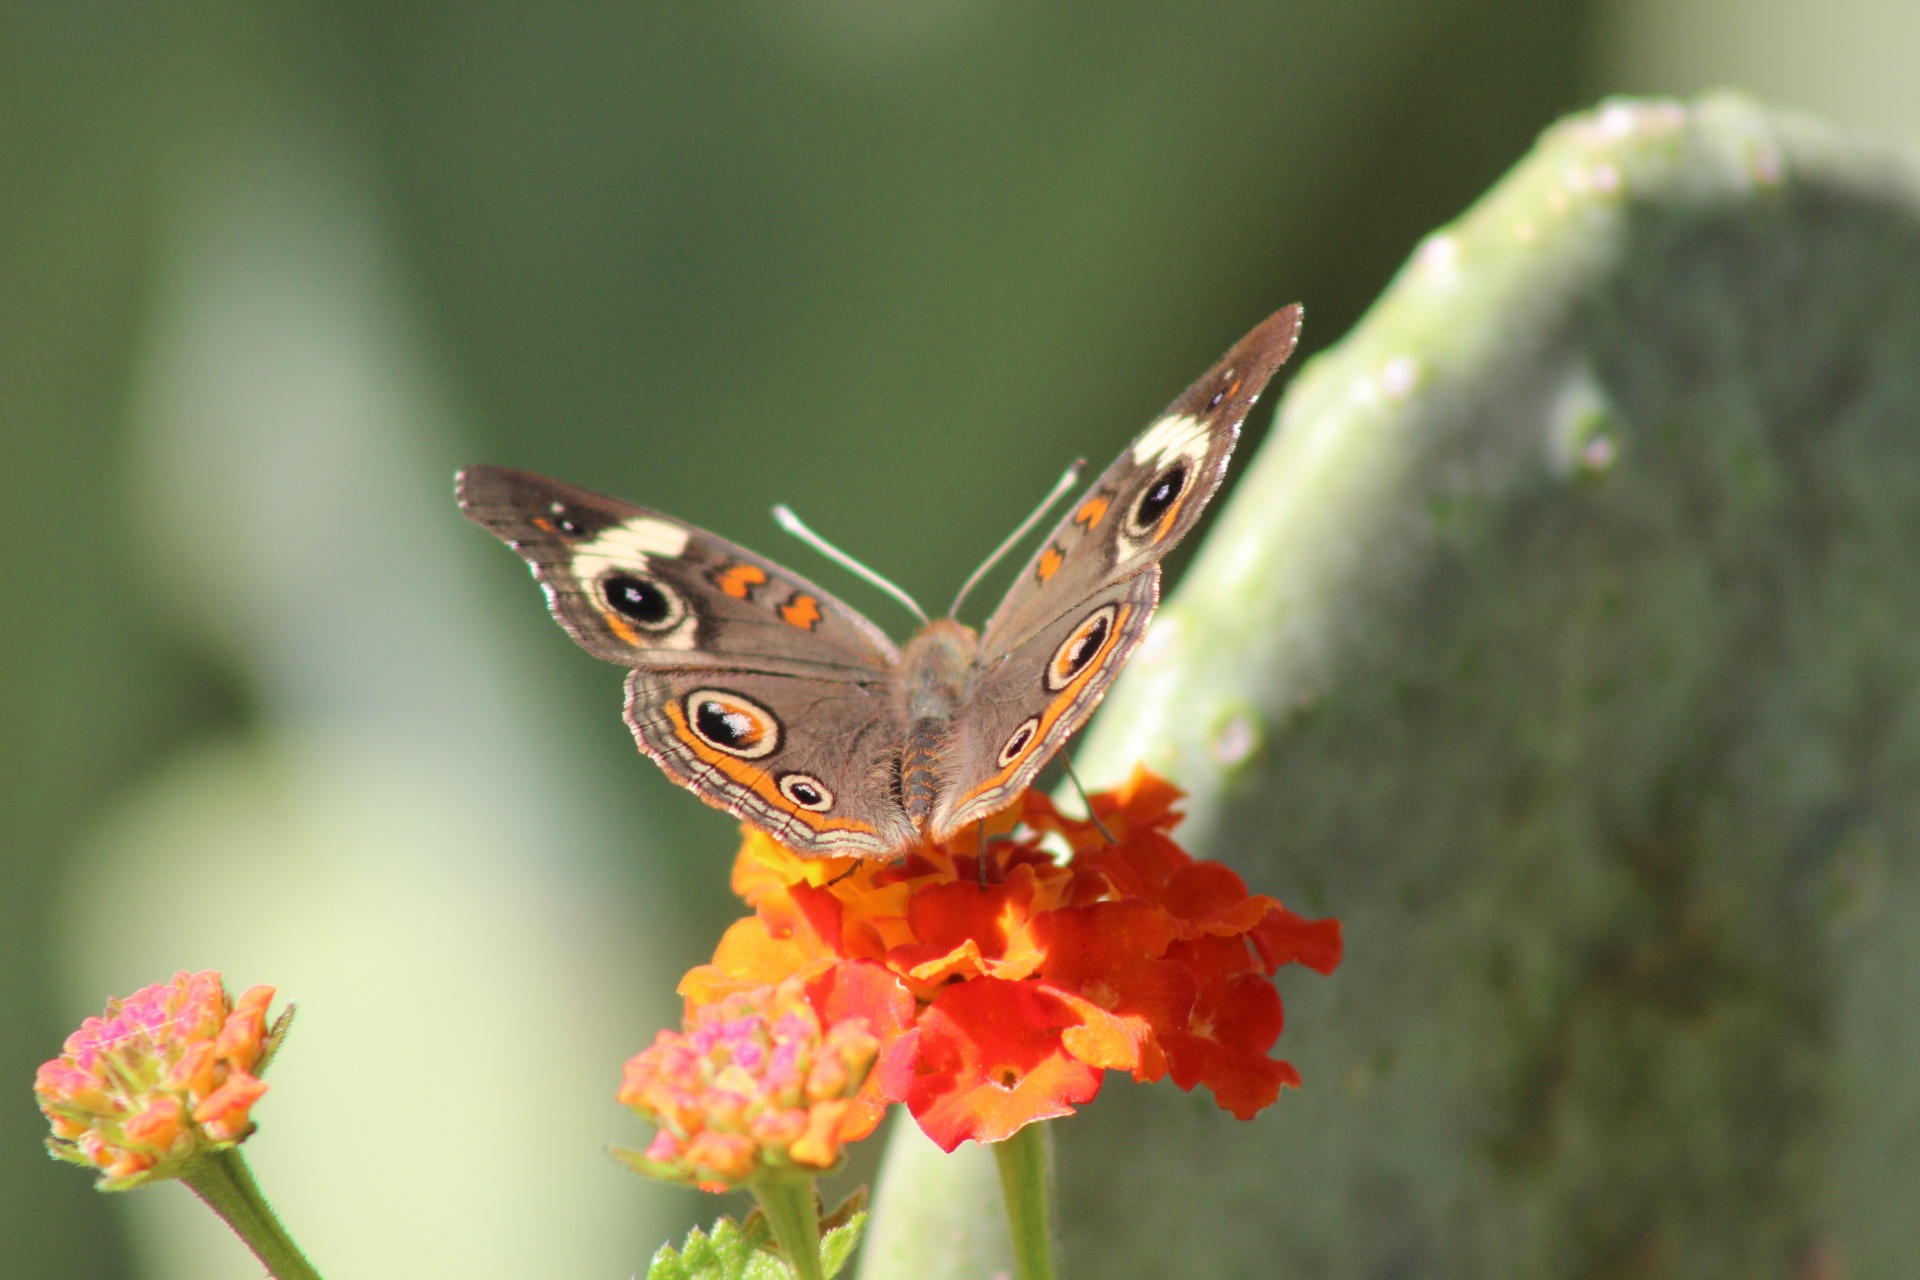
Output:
[975, 830, 1027, 890]
[1061, 757, 1118, 845]
[825, 852, 910, 889]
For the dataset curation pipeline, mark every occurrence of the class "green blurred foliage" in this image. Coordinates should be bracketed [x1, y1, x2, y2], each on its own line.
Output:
[5, 2, 1915, 1277]
[1056, 94, 1920, 1278]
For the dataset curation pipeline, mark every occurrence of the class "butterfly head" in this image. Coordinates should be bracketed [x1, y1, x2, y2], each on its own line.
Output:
[900, 619, 980, 721]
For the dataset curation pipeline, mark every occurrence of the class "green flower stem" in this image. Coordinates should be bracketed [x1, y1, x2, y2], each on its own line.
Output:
[751, 1171, 826, 1280]
[180, 1147, 324, 1280]
[992, 1123, 1058, 1280]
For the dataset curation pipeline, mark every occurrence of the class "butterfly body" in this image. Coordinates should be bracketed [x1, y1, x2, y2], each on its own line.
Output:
[897, 619, 980, 825]
[459, 305, 1301, 859]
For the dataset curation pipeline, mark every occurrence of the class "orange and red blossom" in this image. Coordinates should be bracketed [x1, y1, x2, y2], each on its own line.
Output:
[36, 971, 280, 1190]
[677, 766, 1343, 1152]
[615, 973, 900, 1189]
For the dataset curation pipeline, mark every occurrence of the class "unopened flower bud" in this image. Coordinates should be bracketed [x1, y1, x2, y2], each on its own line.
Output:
[36, 972, 284, 1190]
[613, 975, 876, 1190]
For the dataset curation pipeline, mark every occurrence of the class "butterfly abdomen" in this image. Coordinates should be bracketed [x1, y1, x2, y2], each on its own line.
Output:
[896, 620, 980, 829]
[900, 717, 944, 823]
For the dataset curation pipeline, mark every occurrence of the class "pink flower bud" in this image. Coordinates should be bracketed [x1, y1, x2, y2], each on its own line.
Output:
[35, 972, 284, 1190]
[613, 975, 876, 1190]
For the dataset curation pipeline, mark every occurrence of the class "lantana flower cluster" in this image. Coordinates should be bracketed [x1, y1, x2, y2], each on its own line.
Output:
[35, 971, 279, 1190]
[670, 767, 1342, 1154]
[614, 973, 898, 1189]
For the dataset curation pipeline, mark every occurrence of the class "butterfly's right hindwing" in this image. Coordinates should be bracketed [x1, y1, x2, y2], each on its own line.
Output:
[931, 570, 1158, 841]
[458, 466, 899, 680]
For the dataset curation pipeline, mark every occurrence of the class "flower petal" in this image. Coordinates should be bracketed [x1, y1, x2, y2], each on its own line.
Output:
[888, 865, 1051, 985]
[907, 979, 1102, 1151]
[1160, 1033, 1301, 1119]
[680, 914, 835, 1008]
[1249, 907, 1345, 976]
[805, 960, 918, 1141]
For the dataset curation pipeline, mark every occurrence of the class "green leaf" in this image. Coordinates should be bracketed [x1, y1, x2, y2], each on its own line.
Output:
[818, 1211, 868, 1279]
[647, 1217, 757, 1280]
[820, 1186, 868, 1237]
[609, 1143, 697, 1186]
[1060, 93, 1920, 1277]
[647, 1198, 866, 1280]
[645, 1243, 689, 1280]
[254, 1003, 296, 1076]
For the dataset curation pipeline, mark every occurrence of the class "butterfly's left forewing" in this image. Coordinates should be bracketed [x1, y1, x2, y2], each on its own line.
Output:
[460, 465, 920, 859]
[458, 465, 899, 680]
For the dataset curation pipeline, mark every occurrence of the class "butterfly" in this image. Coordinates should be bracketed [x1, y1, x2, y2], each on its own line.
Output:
[458, 305, 1301, 860]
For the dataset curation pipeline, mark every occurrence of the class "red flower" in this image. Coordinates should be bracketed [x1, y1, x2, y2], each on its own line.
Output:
[1034, 902, 1191, 1083]
[803, 961, 919, 1144]
[886, 866, 1052, 989]
[675, 766, 1341, 1152]
[1160, 936, 1297, 1119]
[909, 979, 1102, 1150]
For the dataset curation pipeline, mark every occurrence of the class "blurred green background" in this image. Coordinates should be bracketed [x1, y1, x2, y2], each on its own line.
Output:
[5, 4, 1917, 1277]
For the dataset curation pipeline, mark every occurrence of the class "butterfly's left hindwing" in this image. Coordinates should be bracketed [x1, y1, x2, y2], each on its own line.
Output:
[624, 669, 918, 858]
[460, 465, 920, 860]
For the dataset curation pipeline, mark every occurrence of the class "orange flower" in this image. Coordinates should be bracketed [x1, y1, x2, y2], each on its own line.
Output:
[36, 972, 283, 1190]
[679, 766, 1342, 1153]
[615, 973, 900, 1190]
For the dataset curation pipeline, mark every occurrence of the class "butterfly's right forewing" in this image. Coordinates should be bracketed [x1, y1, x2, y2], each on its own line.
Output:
[980, 305, 1302, 653]
[930, 307, 1304, 841]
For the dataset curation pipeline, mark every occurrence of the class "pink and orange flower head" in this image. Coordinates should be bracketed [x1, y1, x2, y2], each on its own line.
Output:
[36, 971, 282, 1190]
[615, 974, 888, 1190]
[675, 767, 1343, 1153]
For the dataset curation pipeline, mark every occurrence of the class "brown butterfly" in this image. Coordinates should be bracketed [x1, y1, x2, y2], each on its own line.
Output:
[458, 306, 1301, 859]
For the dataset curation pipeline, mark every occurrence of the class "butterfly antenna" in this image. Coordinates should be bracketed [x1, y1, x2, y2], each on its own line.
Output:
[947, 459, 1085, 620]
[772, 503, 930, 626]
